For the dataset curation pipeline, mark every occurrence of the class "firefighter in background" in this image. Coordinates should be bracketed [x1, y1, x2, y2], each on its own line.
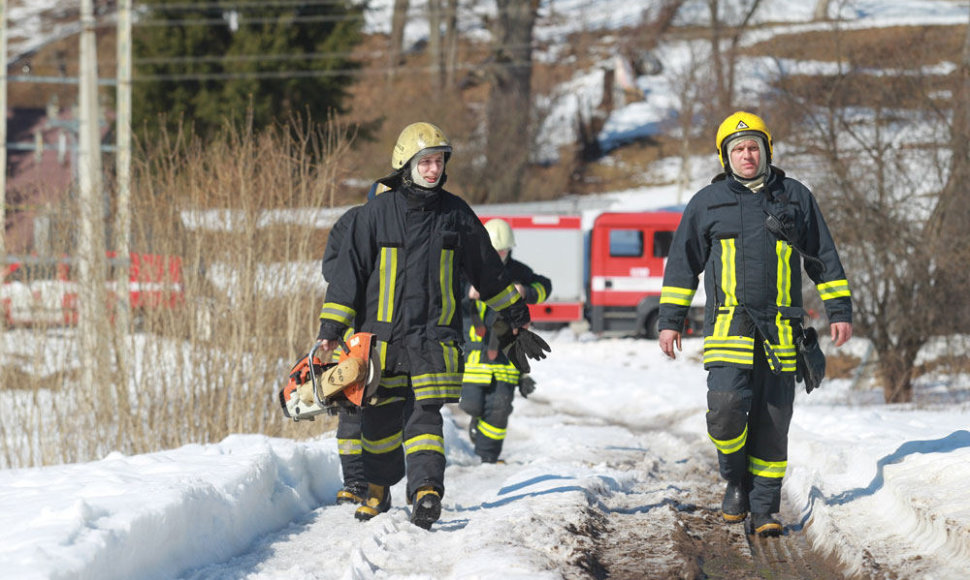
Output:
[657, 111, 853, 537]
[460, 218, 552, 464]
[316, 122, 538, 530]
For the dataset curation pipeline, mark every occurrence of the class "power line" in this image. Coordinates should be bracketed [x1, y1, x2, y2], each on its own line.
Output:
[138, 0, 365, 10]
[131, 59, 532, 82]
[134, 13, 365, 27]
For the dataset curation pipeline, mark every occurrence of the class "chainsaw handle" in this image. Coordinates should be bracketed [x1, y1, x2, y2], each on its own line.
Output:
[308, 342, 328, 407]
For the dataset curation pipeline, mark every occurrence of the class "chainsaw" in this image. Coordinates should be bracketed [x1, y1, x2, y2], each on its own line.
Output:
[279, 332, 381, 421]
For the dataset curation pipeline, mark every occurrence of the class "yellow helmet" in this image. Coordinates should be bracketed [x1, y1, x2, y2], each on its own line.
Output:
[484, 218, 515, 251]
[715, 111, 773, 170]
[391, 122, 452, 170]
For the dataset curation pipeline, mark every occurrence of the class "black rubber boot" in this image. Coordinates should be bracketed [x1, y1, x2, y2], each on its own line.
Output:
[354, 484, 391, 521]
[748, 512, 783, 537]
[721, 481, 749, 523]
[409, 486, 442, 530]
[336, 482, 368, 505]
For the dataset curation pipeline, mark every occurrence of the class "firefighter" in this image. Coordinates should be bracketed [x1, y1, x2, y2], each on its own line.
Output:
[657, 111, 853, 537]
[319, 189, 369, 506]
[316, 122, 541, 530]
[460, 218, 552, 464]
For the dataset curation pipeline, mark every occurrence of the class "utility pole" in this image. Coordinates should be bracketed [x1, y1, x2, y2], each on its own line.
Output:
[113, 0, 134, 439]
[78, 0, 109, 389]
[1, 0, 7, 281]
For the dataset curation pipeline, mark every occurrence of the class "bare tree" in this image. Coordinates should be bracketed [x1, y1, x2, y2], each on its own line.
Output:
[483, 0, 539, 203]
[444, 0, 460, 89]
[707, 0, 763, 116]
[813, 0, 832, 21]
[777, 17, 970, 403]
[388, 0, 410, 77]
[428, 0, 444, 91]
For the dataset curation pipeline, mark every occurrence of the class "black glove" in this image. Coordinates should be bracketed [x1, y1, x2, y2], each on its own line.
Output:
[317, 319, 343, 342]
[796, 326, 826, 394]
[518, 374, 536, 398]
[504, 328, 551, 373]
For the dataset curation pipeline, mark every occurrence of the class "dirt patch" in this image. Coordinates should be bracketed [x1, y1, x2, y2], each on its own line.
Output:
[743, 25, 966, 69]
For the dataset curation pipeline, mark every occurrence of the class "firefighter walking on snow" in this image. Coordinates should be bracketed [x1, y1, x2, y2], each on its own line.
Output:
[316, 122, 545, 530]
[460, 218, 552, 464]
[657, 111, 853, 537]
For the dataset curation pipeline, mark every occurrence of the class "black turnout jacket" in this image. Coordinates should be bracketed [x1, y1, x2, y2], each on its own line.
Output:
[318, 180, 530, 404]
[658, 167, 852, 373]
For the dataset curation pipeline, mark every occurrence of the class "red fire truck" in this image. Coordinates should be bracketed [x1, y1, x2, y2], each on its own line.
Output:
[478, 210, 704, 338]
[1, 252, 184, 327]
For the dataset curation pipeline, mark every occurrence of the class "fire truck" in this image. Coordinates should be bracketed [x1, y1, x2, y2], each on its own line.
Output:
[478, 210, 705, 338]
[1, 252, 184, 327]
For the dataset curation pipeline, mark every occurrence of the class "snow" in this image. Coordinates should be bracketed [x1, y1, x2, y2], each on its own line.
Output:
[4, 0, 970, 578]
[1, 336, 969, 579]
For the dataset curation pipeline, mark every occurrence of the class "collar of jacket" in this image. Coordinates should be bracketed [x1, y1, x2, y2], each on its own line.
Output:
[711, 165, 786, 185]
[402, 182, 443, 210]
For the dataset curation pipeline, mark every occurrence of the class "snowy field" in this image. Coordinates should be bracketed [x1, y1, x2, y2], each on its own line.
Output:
[1, 335, 969, 579]
[3, 0, 970, 578]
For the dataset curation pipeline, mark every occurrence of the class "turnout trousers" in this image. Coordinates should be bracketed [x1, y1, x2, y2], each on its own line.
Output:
[705, 342, 795, 514]
[360, 375, 447, 501]
[336, 409, 364, 487]
[459, 377, 516, 461]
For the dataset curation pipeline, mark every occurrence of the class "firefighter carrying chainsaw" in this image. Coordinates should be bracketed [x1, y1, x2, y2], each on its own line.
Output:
[658, 111, 853, 538]
[308, 122, 550, 530]
[460, 218, 552, 464]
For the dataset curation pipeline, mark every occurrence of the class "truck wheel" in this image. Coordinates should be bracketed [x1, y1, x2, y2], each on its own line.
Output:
[644, 311, 660, 339]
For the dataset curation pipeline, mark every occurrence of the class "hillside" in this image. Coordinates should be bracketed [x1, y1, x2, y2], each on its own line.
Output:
[6, 1, 967, 207]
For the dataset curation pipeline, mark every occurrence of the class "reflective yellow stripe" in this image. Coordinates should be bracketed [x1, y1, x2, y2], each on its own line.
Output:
[775, 240, 792, 308]
[337, 438, 362, 456]
[709, 424, 747, 455]
[818, 279, 851, 300]
[378, 247, 398, 322]
[532, 282, 548, 303]
[379, 374, 409, 389]
[748, 456, 787, 479]
[404, 433, 445, 456]
[703, 335, 755, 366]
[714, 305, 734, 337]
[319, 302, 355, 326]
[438, 249, 455, 325]
[660, 285, 694, 306]
[476, 418, 507, 441]
[362, 431, 402, 455]
[463, 362, 520, 384]
[484, 284, 522, 311]
[719, 238, 738, 307]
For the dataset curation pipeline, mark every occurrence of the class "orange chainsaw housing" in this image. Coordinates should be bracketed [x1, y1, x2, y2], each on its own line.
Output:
[280, 332, 376, 415]
[338, 332, 375, 406]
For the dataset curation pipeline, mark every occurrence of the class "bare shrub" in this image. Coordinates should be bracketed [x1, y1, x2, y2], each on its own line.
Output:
[0, 117, 346, 468]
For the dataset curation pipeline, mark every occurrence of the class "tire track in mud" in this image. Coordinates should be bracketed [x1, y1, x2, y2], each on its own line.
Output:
[526, 400, 853, 579]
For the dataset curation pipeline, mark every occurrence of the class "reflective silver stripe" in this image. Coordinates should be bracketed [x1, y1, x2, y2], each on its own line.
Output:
[484, 284, 521, 311]
[818, 279, 851, 300]
[404, 433, 445, 456]
[477, 418, 507, 441]
[719, 238, 738, 306]
[748, 456, 786, 478]
[660, 285, 694, 306]
[438, 249, 456, 325]
[709, 424, 747, 455]
[319, 302, 355, 326]
[337, 438, 362, 456]
[362, 431, 402, 455]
